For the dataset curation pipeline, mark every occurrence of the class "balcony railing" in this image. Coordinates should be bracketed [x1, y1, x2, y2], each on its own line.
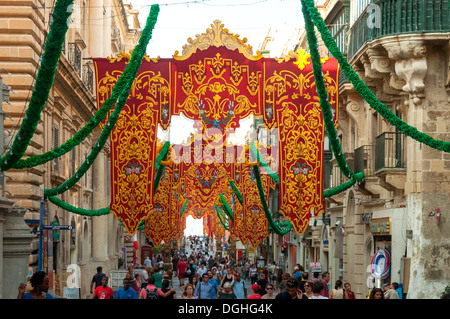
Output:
[354, 144, 375, 177]
[323, 153, 333, 190]
[374, 132, 406, 171]
[68, 42, 82, 77]
[83, 63, 94, 95]
[348, 0, 450, 59]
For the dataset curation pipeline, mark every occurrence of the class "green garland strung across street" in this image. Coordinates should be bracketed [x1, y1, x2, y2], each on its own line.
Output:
[48, 196, 110, 216]
[301, 1, 359, 182]
[218, 193, 234, 222]
[228, 179, 243, 206]
[300, 0, 364, 197]
[180, 198, 188, 218]
[215, 203, 230, 230]
[0, 0, 75, 172]
[302, 0, 450, 153]
[248, 142, 279, 185]
[43, 4, 160, 198]
[153, 141, 171, 195]
[47, 139, 170, 218]
[251, 161, 292, 236]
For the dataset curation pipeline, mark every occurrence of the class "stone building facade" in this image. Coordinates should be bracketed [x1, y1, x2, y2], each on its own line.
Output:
[0, 0, 141, 298]
[298, 0, 450, 299]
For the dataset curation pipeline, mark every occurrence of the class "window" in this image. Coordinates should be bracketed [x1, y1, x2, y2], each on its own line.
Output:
[350, 0, 372, 26]
[328, 11, 348, 57]
[53, 125, 60, 173]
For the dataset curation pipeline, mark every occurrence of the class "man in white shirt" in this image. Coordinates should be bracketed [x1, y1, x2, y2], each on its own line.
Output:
[311, 281, 329, 299]
[197, 264, 207, 277]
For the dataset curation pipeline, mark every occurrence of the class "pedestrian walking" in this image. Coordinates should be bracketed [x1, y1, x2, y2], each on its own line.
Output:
[304, 281, 314, 299]
[256, 272, 268, 297]
[207, 270, 219, 299]
[218, 282, 237, 299]
[275, 278, 307, 299]
[298, 272, 309, 293]
[181, 283, 197, 299]
[310, 280, 328, 299]
[90, 266, 105, 294]
[321, 271, 330, 298]
[194, 273, 213, 299]
[262, 283, 276, 299]
[249, 263, 258, 285]
[248, 283, 262, 299]
[144, 256, 152, 268]
[177, 258, 188, 285]
[93, 276, 114, 299]
[384, 282, 400, 299]
[159, 279, 177, 299]
[231, 272, 247, 299]
[368, 288, 384, 299]
[139, 277, 175, 299]
[329, 279, 345, 299]
[344, 282, 355, 299]
[115, 278, 138, 299]
[17, 271, 53, 299]
[152, 266, 163, 289]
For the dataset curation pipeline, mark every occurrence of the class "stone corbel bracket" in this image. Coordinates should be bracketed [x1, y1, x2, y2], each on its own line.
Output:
[382, 38, 428, 106]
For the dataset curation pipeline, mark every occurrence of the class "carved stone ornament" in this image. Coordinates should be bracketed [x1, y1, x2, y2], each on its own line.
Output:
[382, 39, 428, 105]
[173, 20, 263, 61]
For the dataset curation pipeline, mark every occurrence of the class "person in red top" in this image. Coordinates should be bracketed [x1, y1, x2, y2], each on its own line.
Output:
[177, 258, 188, 285]
[321, 271, 330, 298]
[248, 284, 262, 299]
[93, 276, 114, 299]
[344, 282, 356, 299]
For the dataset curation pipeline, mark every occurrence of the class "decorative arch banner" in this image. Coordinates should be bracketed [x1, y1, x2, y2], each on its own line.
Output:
[93, 20, 339, 238]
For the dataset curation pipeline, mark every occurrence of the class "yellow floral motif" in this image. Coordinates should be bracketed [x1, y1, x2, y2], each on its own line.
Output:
[293, 48, 311, 71]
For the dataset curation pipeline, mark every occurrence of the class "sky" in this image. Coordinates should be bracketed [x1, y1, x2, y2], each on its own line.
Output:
[129, 0, 305, 58]
[129, 0, 305, 236]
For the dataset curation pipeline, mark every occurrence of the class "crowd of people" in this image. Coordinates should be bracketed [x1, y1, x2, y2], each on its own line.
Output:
[16, 235, 404, 300]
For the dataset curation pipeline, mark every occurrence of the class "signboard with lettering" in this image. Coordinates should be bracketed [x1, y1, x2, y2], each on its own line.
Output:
[370, 218, 391, 235]
[63, 287, 79, 299]
[310, 261, 321, 273]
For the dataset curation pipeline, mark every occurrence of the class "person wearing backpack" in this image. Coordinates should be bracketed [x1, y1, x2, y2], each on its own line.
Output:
[139, 277, 175, 299]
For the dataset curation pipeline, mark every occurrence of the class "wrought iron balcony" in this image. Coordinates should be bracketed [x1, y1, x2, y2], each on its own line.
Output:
[347, 0, 450, 59]
[354, 144, 375, 177]
[67, 42, 82, 77]
[374, 132, 406, 171]
[323, 153, 333, 190]
[83, 63, 94, 95]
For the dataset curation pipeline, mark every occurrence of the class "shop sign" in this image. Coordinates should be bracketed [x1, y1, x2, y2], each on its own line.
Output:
[310, 261, 321, 273]
[370, 218, 391, 235]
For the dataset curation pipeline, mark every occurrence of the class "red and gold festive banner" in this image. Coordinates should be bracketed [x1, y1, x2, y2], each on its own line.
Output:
[93, 20, 339, 238]
[144, 152, 173, 247]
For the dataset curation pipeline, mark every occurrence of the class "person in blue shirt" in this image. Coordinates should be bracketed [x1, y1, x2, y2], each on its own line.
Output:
[115, 278, 138, 299]
[17, 271, 54, 299]
[207, 270, 219, 299]
[194, 273, 213, 299]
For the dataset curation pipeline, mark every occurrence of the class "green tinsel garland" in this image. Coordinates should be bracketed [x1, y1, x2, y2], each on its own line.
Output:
[48, 195, 110, 216]
[0, 0, 74, 172]
[218, 193, 234, 222]
[248, 142, 279, 185]
[44, 4, 160, 198]
[228, 179, 243, 206]
[180, 198, 188, 218]
[302, 0, 450, 153]
[251, 163, 292, 236]
[215, 203, 230, 230]
[301, 1, 359, 182]
[153, 141, 171, 195]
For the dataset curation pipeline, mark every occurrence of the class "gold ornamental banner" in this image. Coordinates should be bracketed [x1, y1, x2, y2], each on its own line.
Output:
[93, 20, 339, 238]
